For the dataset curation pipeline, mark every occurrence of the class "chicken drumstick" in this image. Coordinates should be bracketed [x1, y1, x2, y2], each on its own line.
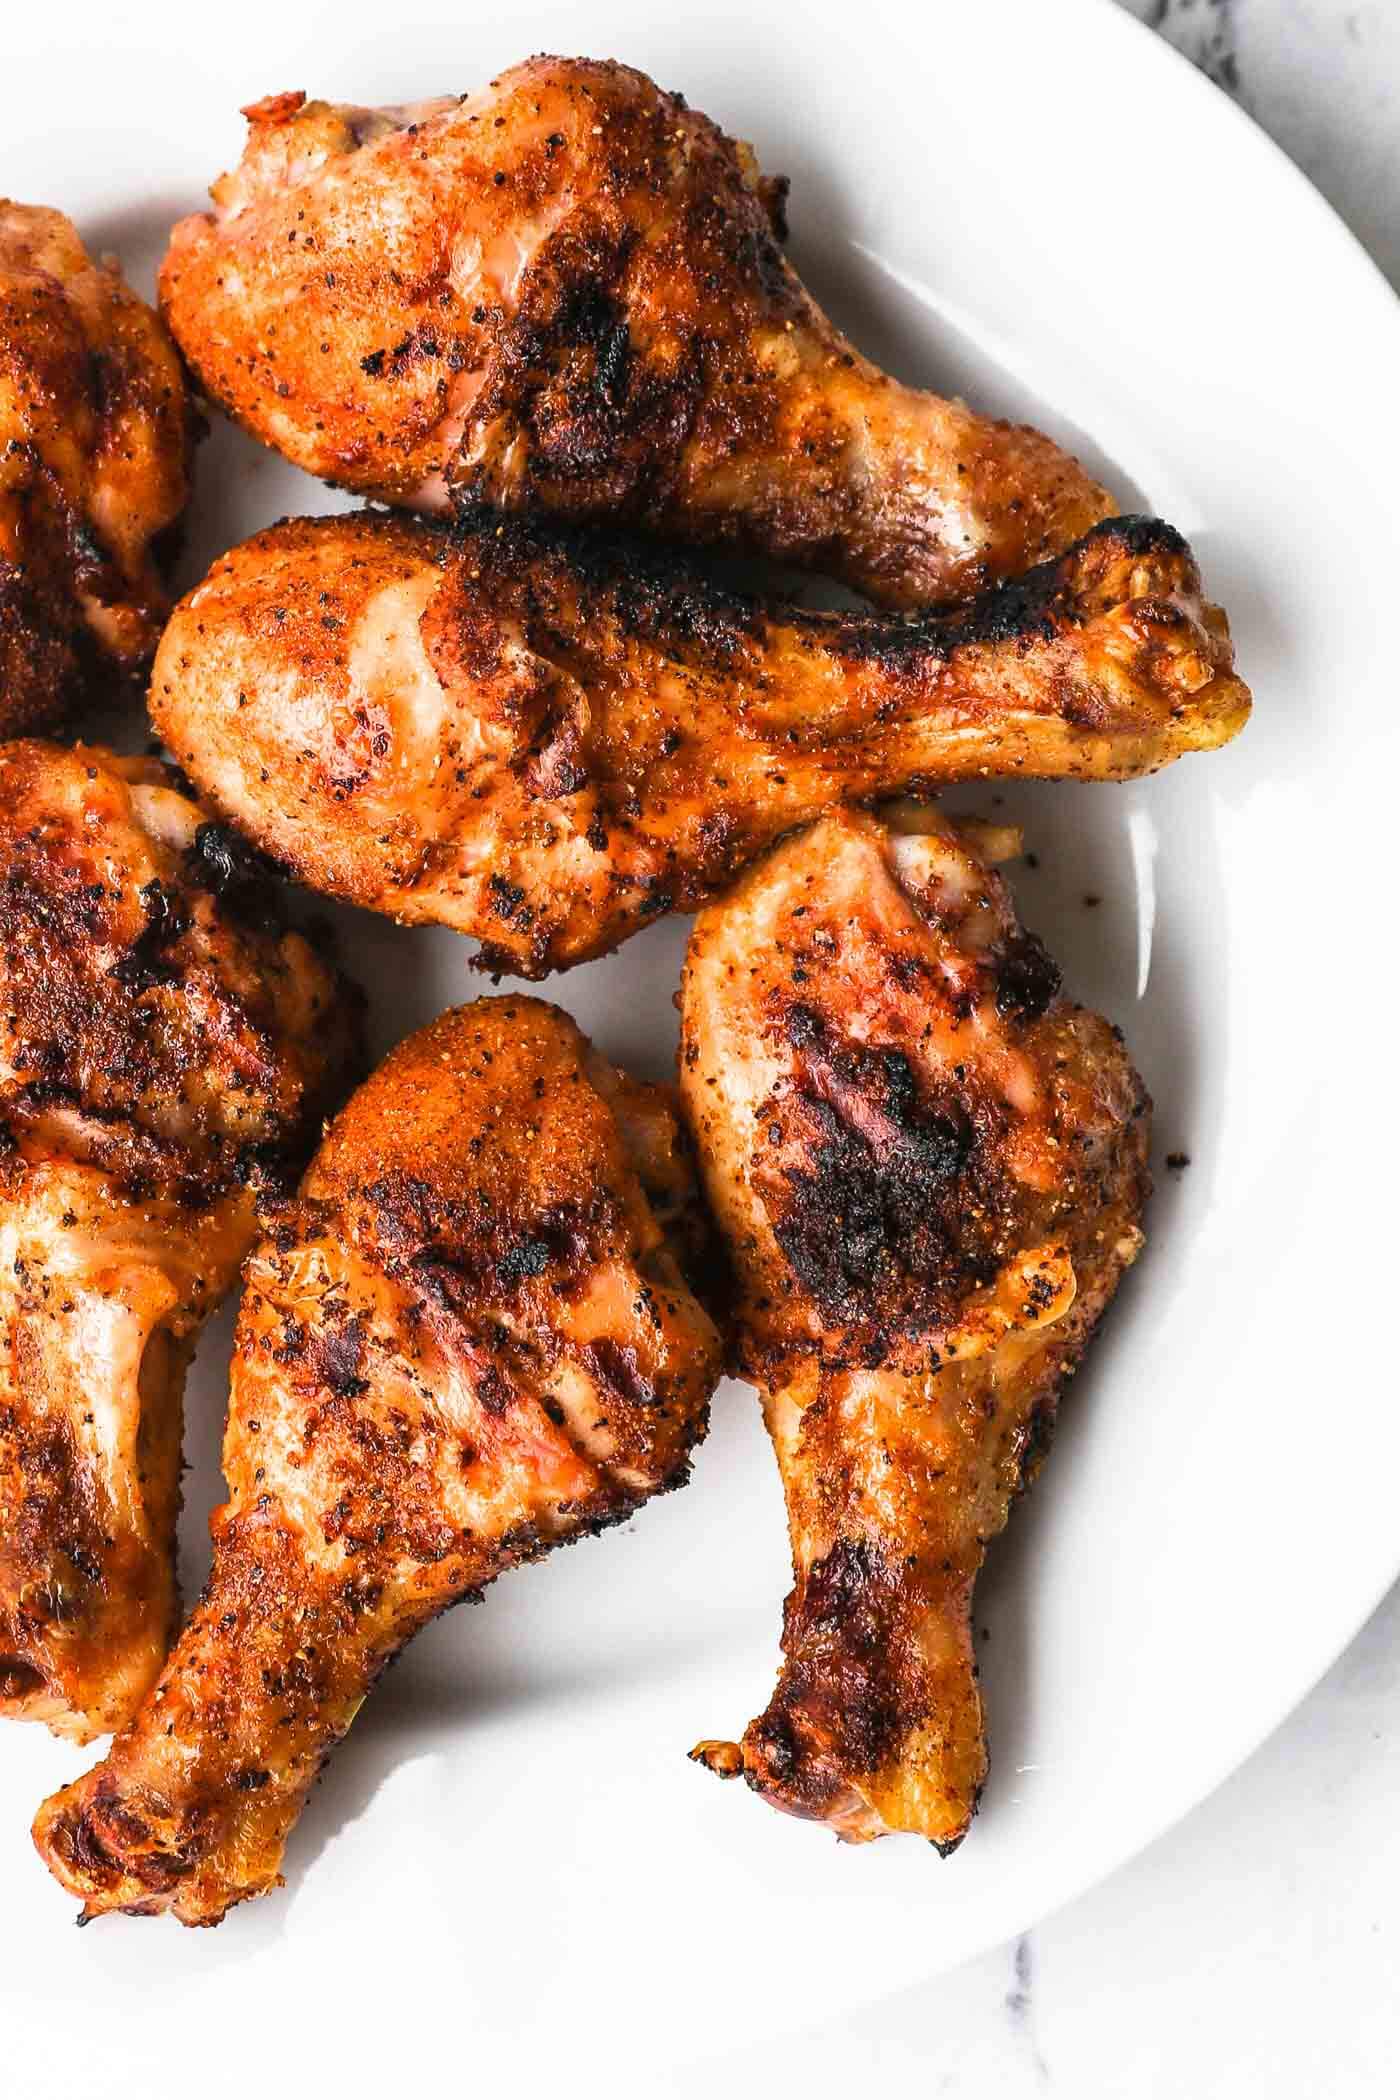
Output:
[681, 807, 1149, 1847]
[35, 997, 722, 1922]
[151, 509, 1248, 977]
[159, 56, 1109, 609]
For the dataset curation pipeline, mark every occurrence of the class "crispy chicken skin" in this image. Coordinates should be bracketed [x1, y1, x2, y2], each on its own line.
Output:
[0, 743, 359, 1743]
[35, 998, 722, 1923]
[158, 58, 1110, 608]
[150, 509, 1248, 976]
[0, 205, 196, 733]
[680, 809, 1149, 1846]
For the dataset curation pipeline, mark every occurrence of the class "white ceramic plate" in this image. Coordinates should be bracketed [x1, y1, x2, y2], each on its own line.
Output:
[4, 0, 1398, 2085]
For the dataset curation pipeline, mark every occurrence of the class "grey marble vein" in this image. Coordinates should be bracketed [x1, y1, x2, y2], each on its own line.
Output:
[1134, 0, 1242, 95]
[1005, 1934, 1052, 2086]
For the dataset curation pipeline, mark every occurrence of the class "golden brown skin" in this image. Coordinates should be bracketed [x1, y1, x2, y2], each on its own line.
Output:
[158, 58, 1110, 608]
[151, 509, 1248, 977]
[0, 205, 196, 732]
[680, 808, 1149, 1846]
[0, 743, 360, 1744]
[35, 997, 722, 1924]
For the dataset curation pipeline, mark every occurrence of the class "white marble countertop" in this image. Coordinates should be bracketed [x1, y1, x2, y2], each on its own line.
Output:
[671, 8, 1400, 2091]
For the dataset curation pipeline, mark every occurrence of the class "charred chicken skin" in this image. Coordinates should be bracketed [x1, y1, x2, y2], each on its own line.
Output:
[159, 57, 1110, 609]
[1, 205, 196, 733]
[150, 509, 1248, 977]
[680, 808, 1149, 1847]
[35, 997, 722, 1923]
[0, 742, 359, 1743]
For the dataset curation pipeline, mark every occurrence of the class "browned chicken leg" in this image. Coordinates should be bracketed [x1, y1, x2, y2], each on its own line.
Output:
[159, 57, 1110, 608]
[151, 510, 1248, 977]
[1, 205, 196, 733]
[0, 742, 359, 1743]
[34, 997, 722, 1923]
[680, 808, 1149, 1846]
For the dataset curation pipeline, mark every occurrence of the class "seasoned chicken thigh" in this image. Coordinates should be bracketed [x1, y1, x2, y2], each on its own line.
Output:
[680, 808, 1149, 1847]
[159, 57, 1110, 608]
[0, 743, 359, 1743]
[150, 510, 1248, 976]
[35, 998, 722, 1923]
[1, 205, 196, 732]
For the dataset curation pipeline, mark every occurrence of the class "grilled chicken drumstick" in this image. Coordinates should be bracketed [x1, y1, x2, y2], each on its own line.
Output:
[1, 205, 196, 733]
[159, 56, 1110, 608]
[35, 997, 722, 1923]
[151, 509, 1248, 977]
[680, 807, 1149, 1847]
[0, 742, 359, 1743]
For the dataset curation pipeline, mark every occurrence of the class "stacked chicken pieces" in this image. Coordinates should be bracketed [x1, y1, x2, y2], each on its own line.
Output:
[0, 58, 1247, 1924]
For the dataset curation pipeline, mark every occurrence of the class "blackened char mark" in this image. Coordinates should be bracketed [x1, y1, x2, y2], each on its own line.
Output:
[108, 878, 190, 992]
[186, 822, 287, 934]
[369, 1173, 601, 1302]
[817, 514, 1194, 671]
[454, 221, 653, 497]
[748, 1536, 921, 1808]
[486, 873, 533, 929]
[301, 1313, 368, 1399]
[768, 1006, 976, 1336]
[453, 506, 764, 673]
[993, 931, 1061, 1021]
